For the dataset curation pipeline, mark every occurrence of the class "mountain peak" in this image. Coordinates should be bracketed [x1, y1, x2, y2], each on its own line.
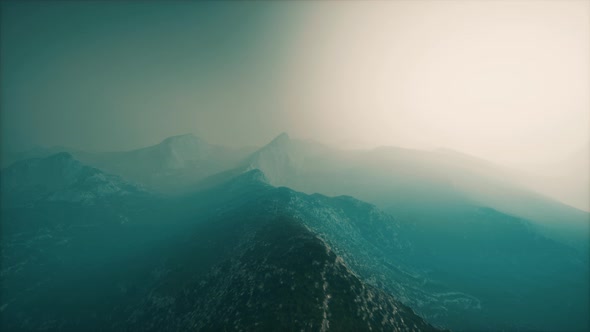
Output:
[268, 132, 290, 146]
[219, 169, 270, 192]
[157, 133, 210, 164]
[1, 153, 145, 206]
[241, 168, 269, 183]
[160, 133, 202, 145]
[46, 151, 75, 161]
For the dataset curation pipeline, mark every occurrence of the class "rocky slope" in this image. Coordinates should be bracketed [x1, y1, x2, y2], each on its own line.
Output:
[1, 152, 148, 207]
[0, 158, 443, 331]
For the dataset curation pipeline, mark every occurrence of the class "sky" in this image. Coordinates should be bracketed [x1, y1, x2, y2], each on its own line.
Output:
[1, 1, 589, 176]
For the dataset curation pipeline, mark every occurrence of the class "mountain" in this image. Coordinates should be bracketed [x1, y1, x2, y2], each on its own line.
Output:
[254, 175, 588, 331]
[237, 134, 590, 331]
[245, 133, 589, 249]
[242, 132, 331, 184]
[510, 142, 590, 212]
[0, 135, 255, 194]
[114, 205, 441, 332]
[0, 158, 443, 331]
[2, 135, 588, 331]
[0, 145, 76, 168]
[0, 152, 148, 207]
[68, 134, 256, 193]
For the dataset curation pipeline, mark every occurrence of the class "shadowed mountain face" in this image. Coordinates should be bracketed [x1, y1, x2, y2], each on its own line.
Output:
[116, 214, 440, 332]
[1, 135, 589, 332]
[0, 160, 442, 331]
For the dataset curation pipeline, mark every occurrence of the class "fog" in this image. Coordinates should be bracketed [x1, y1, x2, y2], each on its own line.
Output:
[1, 1, 588, 208]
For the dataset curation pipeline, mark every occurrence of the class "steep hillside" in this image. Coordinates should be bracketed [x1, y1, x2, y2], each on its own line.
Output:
[0, 159, 442, 331]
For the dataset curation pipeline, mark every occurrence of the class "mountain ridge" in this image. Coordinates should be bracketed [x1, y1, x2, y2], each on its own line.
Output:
[0, 155, 446, 332]
[1, 152, 147, 207]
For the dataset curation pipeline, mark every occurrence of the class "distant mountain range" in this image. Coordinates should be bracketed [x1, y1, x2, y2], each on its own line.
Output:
[241, 133, 588, 247]
[1, 133, 588, 331]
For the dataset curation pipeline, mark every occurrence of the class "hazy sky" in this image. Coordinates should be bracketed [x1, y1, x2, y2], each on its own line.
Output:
[1, 1, 589, 174]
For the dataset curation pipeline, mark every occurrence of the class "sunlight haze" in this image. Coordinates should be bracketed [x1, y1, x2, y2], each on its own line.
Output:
[1, 0, 588, 209]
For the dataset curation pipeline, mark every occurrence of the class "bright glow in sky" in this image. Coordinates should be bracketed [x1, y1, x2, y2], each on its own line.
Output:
[1, 1, 588, 209]
[280, 1, 589, 169]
